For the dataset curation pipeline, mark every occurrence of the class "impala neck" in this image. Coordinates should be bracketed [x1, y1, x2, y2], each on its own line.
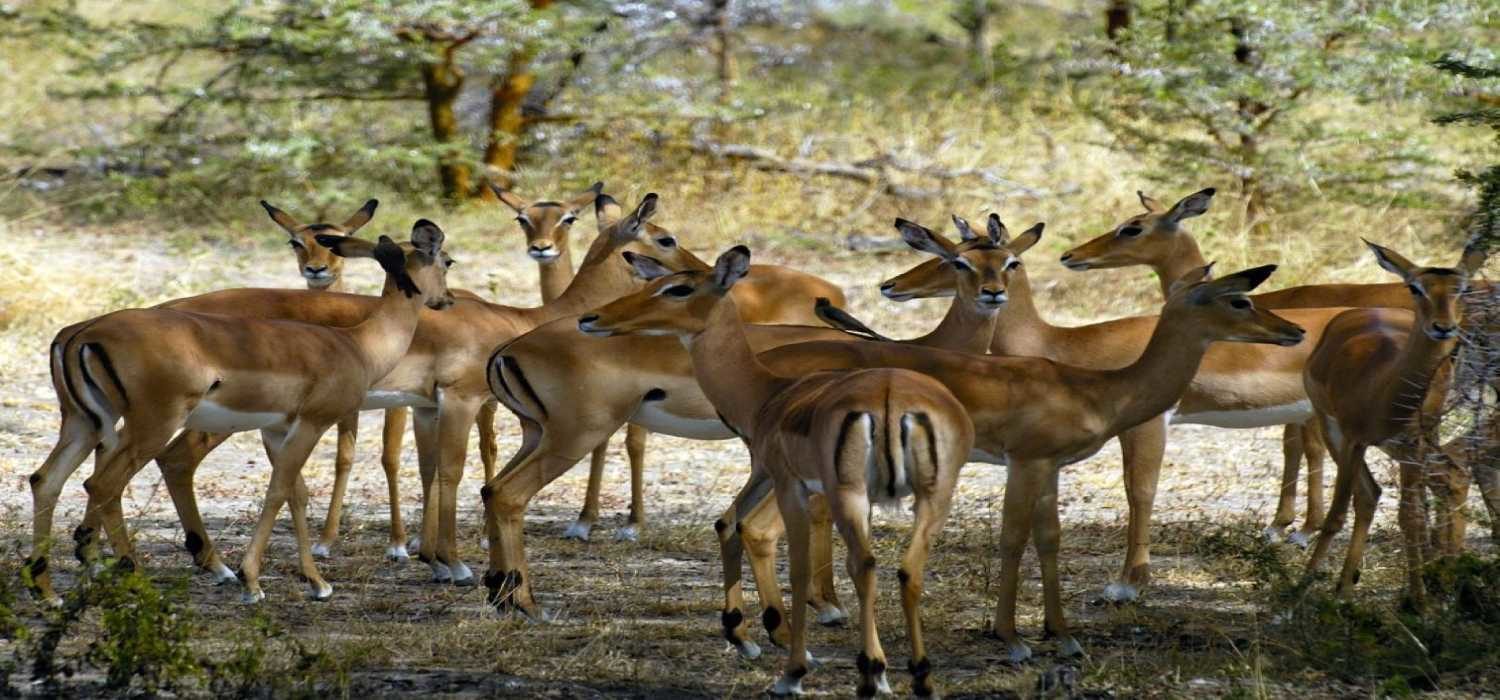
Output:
[319, 278, 346, 293]
[348, 276, 426, 381]
[684, 297, 788, 437]
[916, 296, 999, 353]
[1380, 330, 1456, 430]
[535, 243, 639, 320]
[537, 247, 575, 303]
[1097, 309, 1214, 434]
[986, 269, 1063, 357]
[1150, 234, 1207, 298]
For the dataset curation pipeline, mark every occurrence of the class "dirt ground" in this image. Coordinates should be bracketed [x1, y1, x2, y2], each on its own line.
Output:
[0, 223, 1494, 697]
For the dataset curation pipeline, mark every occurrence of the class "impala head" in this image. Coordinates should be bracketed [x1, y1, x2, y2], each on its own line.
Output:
[1060, 188, 1216, 271]
[315, 219, 455, 310]
[881, 213, 1044, 307]
[585, 191, 710, 273]
[1163, 263, 1305, 346]
[492, 181, 603, 263]
[578, 245, 751, 338]
[1364, 240, 1486, 341]
[261, 199, 378, 289]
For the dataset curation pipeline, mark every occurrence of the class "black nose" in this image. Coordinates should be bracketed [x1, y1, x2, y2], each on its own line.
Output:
[1433, 323, 1456, 334]
[530, 244, 552, 251]
[1059, 253, 1072, 262]
[306, 265, 327, 273]
[579, 314, 599, 325]
[879, 282, 895, 291]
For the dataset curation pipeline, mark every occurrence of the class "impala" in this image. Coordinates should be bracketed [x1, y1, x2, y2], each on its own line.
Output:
[494, 181, 649, 541]
[1305, 242, 1483, 610]
[1058, 188, 1419, 545]
[580, 246, 974, 698]
[480, 215, 1027, 632]
[30, 222, 454, 603]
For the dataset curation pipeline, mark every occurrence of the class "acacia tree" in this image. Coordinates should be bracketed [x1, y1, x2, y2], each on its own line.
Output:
[10, 0, 597, 204]
[1078, 0, 1484, 232]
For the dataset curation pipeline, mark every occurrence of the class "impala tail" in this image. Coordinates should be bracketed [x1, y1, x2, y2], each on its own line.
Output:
[833, 403, 945, 509]
[54, 330, 126, 452]
[488, 350, 548, 423]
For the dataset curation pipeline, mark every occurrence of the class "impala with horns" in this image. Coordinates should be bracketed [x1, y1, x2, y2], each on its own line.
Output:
[579, 245, 974, 698]
[494, 181, 648, 542]
[480, 215, 1027, 627]
[28, 222, 454, 604]
[1305, 242, 1484, 610]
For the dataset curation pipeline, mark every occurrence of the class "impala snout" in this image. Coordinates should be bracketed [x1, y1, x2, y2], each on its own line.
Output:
[1059, 251, 1092, 271]
[577, 314, 611, 337]
[880, 281, 915, 302]
[303, 265, 335, 285]
[427, 293, 456, 310]
[1428, 322, 1458, 341]
[528, 243, 561, 262]
[976, 287, 1008, 310]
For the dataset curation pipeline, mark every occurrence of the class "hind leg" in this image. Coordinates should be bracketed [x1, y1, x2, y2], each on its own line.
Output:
[769, 479, 817, 697]
[1269, 424, 1304, 539]
[156, 431, 236, 582]
[806, 493, 847, 625]
[1334, 452, 1382, 597]
[263, 426, 336, 601]
[313, 411, 359, 559]
[1294, 419, 1328, 546]
[715, 468, 776, 657]
[411, 407, 449, 582]
[27, 414, 100, 604]
[78, 408, 189, 579]
[830, 487, 888, 698]
[380, 408, 411, 560]
[900, 492, 954, 698]
[566, 440, 609, 542]
[618, 424, 649, 542]
[432, 398, 482, 586]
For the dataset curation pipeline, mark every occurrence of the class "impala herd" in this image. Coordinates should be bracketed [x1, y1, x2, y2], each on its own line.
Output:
[21, 183, 1500, 696]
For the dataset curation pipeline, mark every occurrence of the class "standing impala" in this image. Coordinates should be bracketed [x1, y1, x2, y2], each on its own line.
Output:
[1305, 242, 1483, 610]
[1059, 188, 1417, 545]
[480, 215, 1026, 626]
[494, 181, 650, 542]
[579, 246, 974, 698]
[31, 222, 454, 603]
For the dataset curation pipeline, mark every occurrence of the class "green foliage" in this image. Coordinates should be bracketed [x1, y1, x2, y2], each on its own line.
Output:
[1198, 525, 1500, 692]
[1072, 0, 1489, 225]
[1433, 53, 1500, 247]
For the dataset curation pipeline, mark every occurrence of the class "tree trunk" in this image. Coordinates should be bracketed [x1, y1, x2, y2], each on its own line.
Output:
[479, 0, 555, 195]
[710, 0, 736, 106]
[1106, 0, 1132, 41]
[1231, 15, 1270, 234]
[420, 59, 471, 203]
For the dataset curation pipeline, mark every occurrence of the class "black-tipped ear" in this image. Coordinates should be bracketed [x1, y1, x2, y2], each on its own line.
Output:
[986, 213, 1008, 246]
[1174, 262, 1219, 300]
[896, 219, 957, 260]
[490, 183, 528, 213]
[373, 235, 421, 298]
[566, 181, 605, 211]
[633, 193, 659, 223]
[261, 200, 302, 234]
[315, 234, 377, 259]
[951, 215, 978, 242]
[341, 199, 379, 232]
[1165, 188, 1216, 223]
[411, 219, 445, 257]
[595, 193, 623, 228]
[712, 245, 752, 291]
[1363, 239, 1418, 280]
[622, 251, 675, 281]
[1459, 242, 1488, 276]
[1138, 190, 1165, 213]
[1008, 222, 1044, 256]
[814, 298, 893, 342]
[1194, 263, 1274, 301]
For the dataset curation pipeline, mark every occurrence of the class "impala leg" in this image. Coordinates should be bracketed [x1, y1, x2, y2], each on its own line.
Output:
[80, 412, 186, 576]
[740, 491, 791, 649]
[620, 424, 649, 541]
[238, 431, 304, 604]
[1472, 451, 1500, 543]
[715, 468, 776, 657]
[807, 492, 847, 625]
[1269, 424, 1303, 538]
[1394, 457, 1429, 612]
[477, 401, 499, 483]
[434, 399, 482, 586]
[411, 407, 449, 581]
[1335, 452, 1381, 597]
[769, 480, 815, 697]
[1296, 418, 1328, 545]
[1111, 416, 1164, 601]
[28, 414, 104, 603]
[156, 430, 236, 582]
[262, 427, 334, 601]
[567, 441, 609, 542]
[1307, 423, 1357, 574]
[901, 491, 953, 698]
[381, 408, 410, 561]
[1423, 446, 1469, 557]
[313, 411, 359, 559]
[992, 460, 1044, 663]
[831, 487, 887, 698]
[1036, 465, 1082, 658]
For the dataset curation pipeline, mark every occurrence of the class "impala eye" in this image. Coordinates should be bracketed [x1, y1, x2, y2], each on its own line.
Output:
[288, 239, 305, 250]
[1118, 225, 1144, 238]
[1005, 259, 1022, 271]
[656, 236, 677, 248]
[561, 215, 578, 225]
[1229, 298, 1251, 309]
[445, 258, 456, 268]
[660, 284, 694, 298]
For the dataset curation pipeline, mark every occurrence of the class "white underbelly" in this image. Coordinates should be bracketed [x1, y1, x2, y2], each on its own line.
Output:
[630, 403, 737, 440]
[1172, 400, 1313, 429]
[361, 390, 437, 410]
[185, 401, 287, 433]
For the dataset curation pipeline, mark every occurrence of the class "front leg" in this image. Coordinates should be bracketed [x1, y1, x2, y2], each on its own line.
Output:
[155, 430, 236, 583]
[313, 411, 359, 559]
[1111, 416, 1164, 602]
[1035, 464, 1082, 658]
[992, 460, 1045, 663]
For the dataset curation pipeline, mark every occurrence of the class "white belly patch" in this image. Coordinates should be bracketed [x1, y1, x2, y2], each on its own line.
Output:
[1173, 400, 1313, 428]
[631, 403, 737, 440]
[185, 401, 287, 433]
[361, 391, 436, 410]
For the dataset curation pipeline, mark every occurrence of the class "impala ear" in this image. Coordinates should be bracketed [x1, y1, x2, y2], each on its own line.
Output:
[340, 199, 379, 233]
[1007, 222, 1044, 256]
[1458, 242, 1487, 276]
[315, 234, 376, 259]
[711, 245, 752, 292]
[622, 251, 675, 281]
[567, 181, 604, 212]
[1164, 187, 1216, 223]
[610, 193, 659, 241]
[897, 218, 960, 261]
[951, 215, 979, 242]
[373, 235, 421, 298]
[410, 218, 446, 258]
[1138, 191, 1165, 213]
[490, 183, 528, 213]
[1364, 239, 1418, 281]
[261, 200, 303, 235]
[595, 193, 623, 228]
[1173, 262, 1217, 300]
[1190, 263, 1274, 303]
[987, 213, 1008, 246]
